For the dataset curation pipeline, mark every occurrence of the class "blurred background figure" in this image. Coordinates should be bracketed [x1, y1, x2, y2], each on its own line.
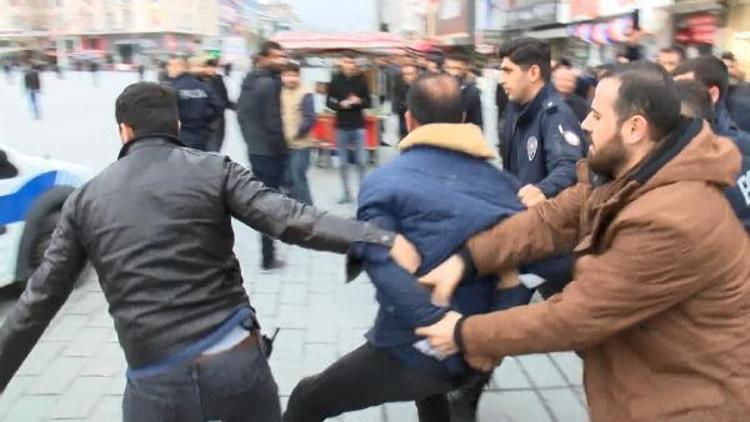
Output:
[394, 61, 420, 138]
[89, 60, 100, 86]
[164, 55, 222, 151]
[2, 60, 12, 84]
[23, 63, 41, 120]
[552, 66, 589, 123]
[327, 53, 371, 204]
[443, 52, 482, 127]
[657, 46, 685, 74]
[137, 62, 146, 81]
[721, 52, 750, 132]
[280, 62, 316, 206]
[203, 58, 235, 153]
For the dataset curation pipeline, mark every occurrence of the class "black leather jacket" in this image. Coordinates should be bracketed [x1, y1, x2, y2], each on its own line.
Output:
[0, 136, 394, 390]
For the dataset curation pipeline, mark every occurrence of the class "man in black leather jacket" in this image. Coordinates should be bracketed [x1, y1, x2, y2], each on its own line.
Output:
[0, 82, 415, 422]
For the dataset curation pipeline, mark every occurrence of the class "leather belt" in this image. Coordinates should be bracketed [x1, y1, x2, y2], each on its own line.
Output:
[196, 330, 260, 363]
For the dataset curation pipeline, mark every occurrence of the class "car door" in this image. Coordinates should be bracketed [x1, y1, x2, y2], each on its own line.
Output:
[0, 148, 20, 284]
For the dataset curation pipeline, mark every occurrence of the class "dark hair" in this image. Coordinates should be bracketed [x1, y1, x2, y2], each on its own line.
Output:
[205, 58, 219, 67]
[606, 61, 682, 141]
[445, 52, 471, 64]
[557, 58, 572, 69]
[721, 52, 736, 62]
[259, 41, 283, 57]
[342, 51, 357, 60]
[282, 62, 301, 73]
[115, 82, 179, 138]
[673, 56, 729, 99]
[498, 38, 551, 81]
[407, 74, 464, 125]
[674, 79, 715, 122]
[660, 45, 686, 60]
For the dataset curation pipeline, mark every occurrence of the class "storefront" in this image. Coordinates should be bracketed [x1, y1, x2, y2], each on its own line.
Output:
[671, 0, 726, 55]
[723, 0, 750, 72]
[272, 31, 409, 156]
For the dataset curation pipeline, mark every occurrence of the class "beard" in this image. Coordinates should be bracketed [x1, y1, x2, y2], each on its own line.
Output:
[587, 131, 628, 180]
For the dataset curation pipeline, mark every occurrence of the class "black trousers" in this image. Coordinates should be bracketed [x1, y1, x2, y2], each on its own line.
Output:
[248, 153, 288, 267]
[207, 117, 226, 153]
[283, 343, 461, 422]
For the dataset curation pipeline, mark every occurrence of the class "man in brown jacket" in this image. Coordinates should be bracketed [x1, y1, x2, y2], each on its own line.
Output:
[408, 62, 750, 421]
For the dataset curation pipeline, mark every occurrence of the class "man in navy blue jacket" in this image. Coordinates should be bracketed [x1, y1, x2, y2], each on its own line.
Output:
[163, 56, 223, 151]
[284, 74, 548, 422]
[673, 57, 750, 230]
[499, 38, 585, 208]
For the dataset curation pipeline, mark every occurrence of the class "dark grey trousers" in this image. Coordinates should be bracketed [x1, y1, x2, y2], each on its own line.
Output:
[123, 341, 281, 422]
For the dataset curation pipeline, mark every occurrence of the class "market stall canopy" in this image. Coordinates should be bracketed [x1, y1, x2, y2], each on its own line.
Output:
[272, 31, 407, 52]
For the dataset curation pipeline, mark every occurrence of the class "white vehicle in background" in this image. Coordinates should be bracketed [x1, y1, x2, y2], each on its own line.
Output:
[0, 144, 93, 288]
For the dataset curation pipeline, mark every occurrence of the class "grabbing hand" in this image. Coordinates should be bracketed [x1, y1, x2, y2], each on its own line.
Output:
[518, 184, 546, 208]
[390, 234, 421, 274]
[418, 255, 465, 306]
[415, 311, 462, 356]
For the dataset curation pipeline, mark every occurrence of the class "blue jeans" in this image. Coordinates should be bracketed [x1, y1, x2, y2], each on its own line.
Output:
[288, 148, 313, 206]
[123, 339, 281, 422]
[336, 128, 366, 199]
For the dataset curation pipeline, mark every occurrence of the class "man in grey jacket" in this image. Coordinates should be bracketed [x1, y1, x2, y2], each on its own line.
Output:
[0, 82, 416, 422]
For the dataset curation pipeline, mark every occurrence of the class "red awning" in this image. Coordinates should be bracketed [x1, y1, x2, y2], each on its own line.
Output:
[272, 31, 407, 51]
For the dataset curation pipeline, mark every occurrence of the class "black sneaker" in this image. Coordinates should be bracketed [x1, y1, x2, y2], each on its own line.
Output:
[261, 259, 286, 273]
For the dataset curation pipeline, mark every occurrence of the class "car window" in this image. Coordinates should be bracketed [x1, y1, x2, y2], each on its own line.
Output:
[0, 149, 19, 179]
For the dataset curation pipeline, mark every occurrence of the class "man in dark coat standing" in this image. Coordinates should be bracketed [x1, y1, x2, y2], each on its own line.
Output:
[237, 41, 290, 271]
[443, 52, 483, 129]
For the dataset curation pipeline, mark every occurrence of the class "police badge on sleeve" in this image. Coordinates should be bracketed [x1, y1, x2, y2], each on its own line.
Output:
[559, 124, 581, 146]
[527, 136, 539, 162]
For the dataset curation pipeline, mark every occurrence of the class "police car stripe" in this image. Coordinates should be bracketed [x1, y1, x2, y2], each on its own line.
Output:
[0, 171, 58, 225]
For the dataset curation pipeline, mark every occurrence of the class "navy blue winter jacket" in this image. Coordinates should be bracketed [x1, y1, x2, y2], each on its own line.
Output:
[714, 101, 750, 230]
[356, 124, 528, 378]
[501, 84, 585, 198]
[166, 74, 223, 150]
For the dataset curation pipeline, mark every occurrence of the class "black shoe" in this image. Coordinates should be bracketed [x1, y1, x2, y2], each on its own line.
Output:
[448, 372, 492, 422]
[261, 259, 286, 273]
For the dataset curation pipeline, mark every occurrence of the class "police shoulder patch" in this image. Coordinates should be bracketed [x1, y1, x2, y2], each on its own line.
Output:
[527, 136, 539, 162]
[559, 124, 581, 147]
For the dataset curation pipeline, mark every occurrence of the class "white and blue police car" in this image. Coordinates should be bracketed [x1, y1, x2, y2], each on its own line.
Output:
[0, 144, 93, 288]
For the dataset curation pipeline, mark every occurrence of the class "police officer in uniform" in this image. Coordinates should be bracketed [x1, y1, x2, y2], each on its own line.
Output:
[446, 37, 584, 422]
[672, 58, 750, 231]
[164, 55, 223, 151]
[498, 38, 585, 207]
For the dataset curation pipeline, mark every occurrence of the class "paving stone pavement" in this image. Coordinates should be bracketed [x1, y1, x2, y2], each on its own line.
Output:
[0, 71, 588, 421]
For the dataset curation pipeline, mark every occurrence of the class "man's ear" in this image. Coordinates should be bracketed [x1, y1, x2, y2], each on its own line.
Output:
[528, 64, 542, 83]
[119, 123, 135, 145]
[708, 86, 721, 105]
[405, 110, 417, 133]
